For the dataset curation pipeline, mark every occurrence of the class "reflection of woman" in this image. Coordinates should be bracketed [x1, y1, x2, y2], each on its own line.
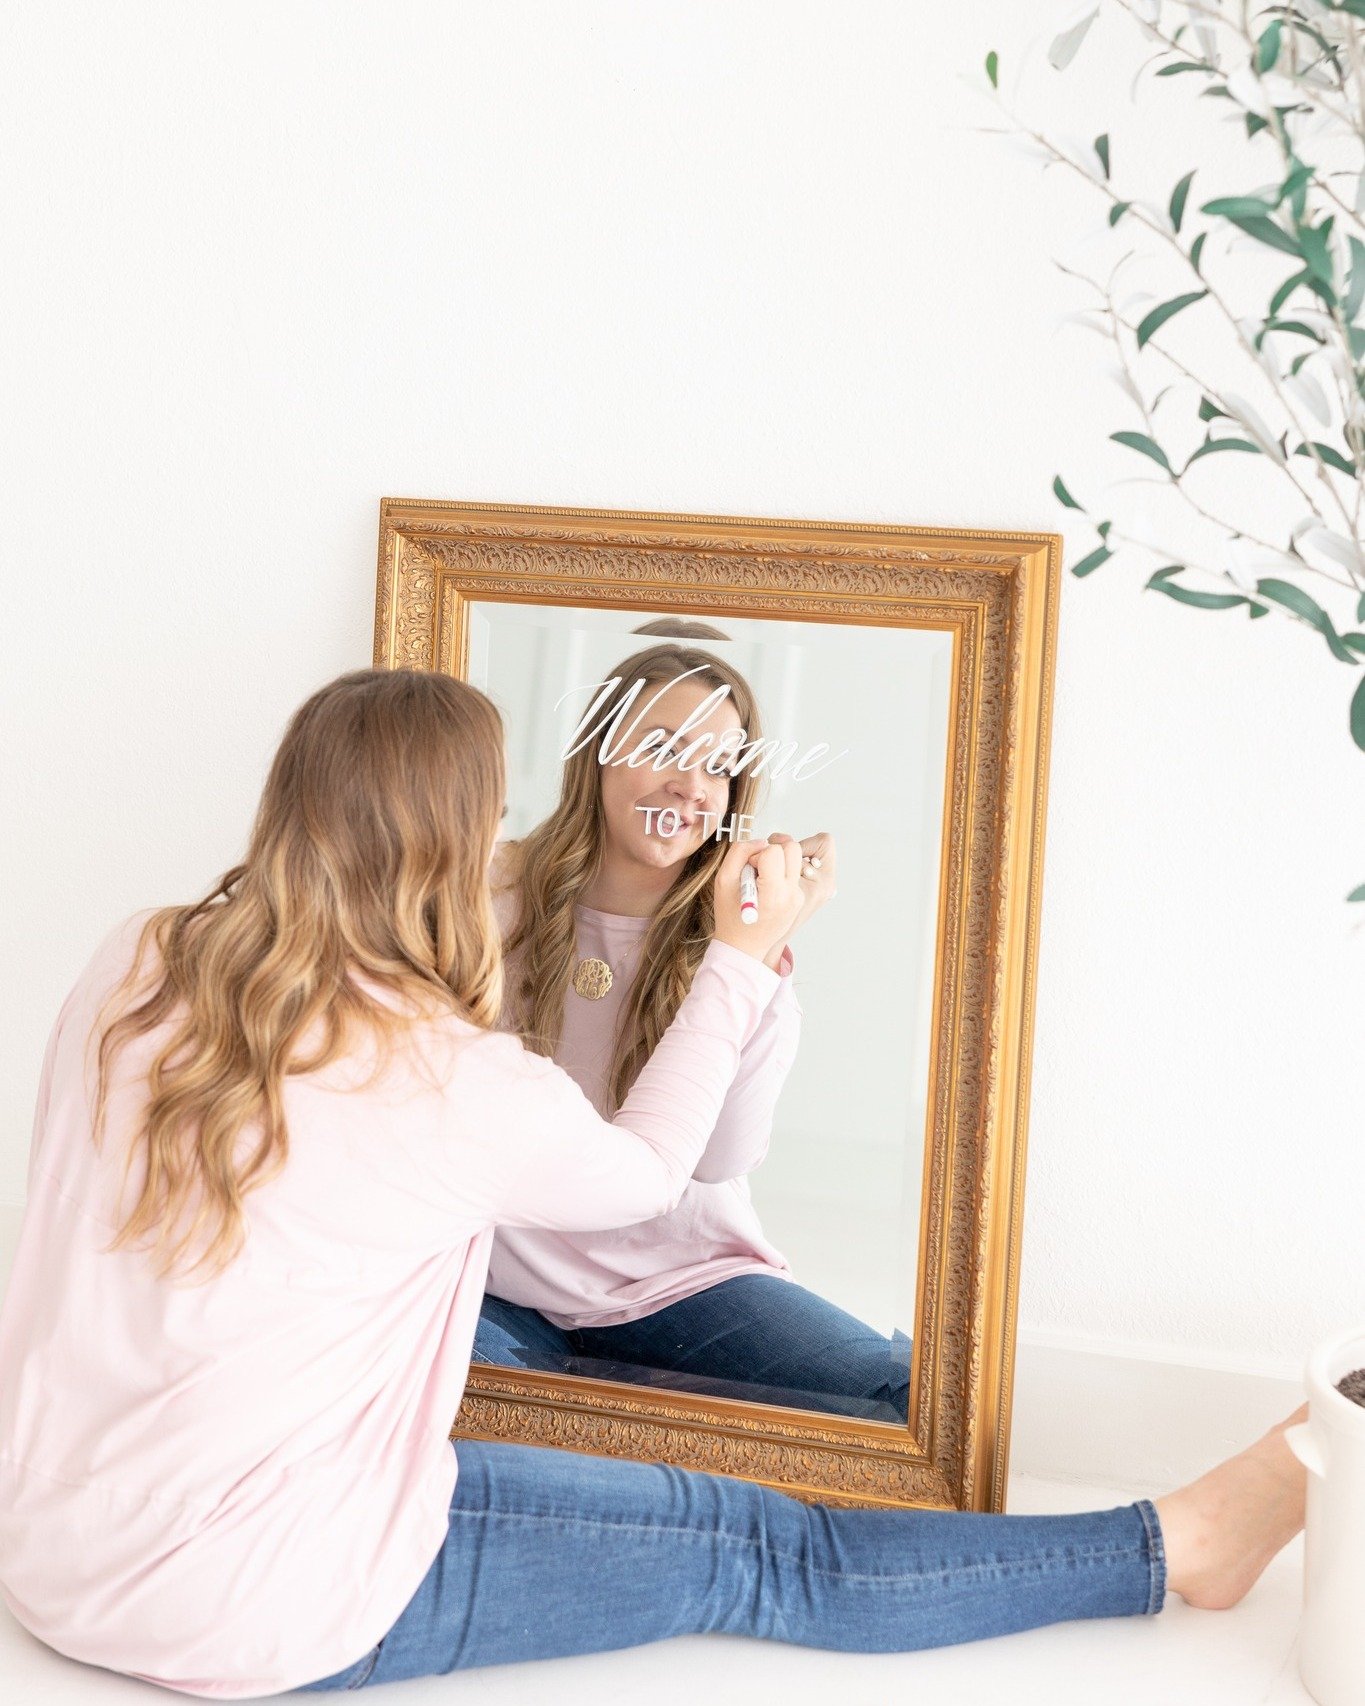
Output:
[474, 638, 910, 1419]
[0, 669, 1308, 1696]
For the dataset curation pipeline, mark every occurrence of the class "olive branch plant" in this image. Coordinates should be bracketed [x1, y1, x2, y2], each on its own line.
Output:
[979, 0, 1365, 905]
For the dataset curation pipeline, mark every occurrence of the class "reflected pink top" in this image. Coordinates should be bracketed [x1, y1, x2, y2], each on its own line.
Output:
[0, 904, 786, 1697]
[486, 865, 802, 1327]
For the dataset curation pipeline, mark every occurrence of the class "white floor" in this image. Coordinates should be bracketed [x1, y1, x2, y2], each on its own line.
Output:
[0, 1212, 1314, 1705]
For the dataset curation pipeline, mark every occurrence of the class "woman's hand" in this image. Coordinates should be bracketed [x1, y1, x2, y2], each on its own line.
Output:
[712, 836, 806, 962]
[763, 831, 836, 949]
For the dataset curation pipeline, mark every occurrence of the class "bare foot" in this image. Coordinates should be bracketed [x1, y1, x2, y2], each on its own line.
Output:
[1152, 1401, 1309, 1610]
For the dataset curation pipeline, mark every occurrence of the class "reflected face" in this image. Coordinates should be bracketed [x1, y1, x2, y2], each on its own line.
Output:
[597, 675, 744, 876]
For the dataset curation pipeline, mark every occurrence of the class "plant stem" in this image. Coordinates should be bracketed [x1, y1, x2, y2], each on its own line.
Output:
[990, 88, 1360, 538]
[1056, 254, 1357, 591]
[1099, 282, 1359, 591]
[1107, 0, 1365, 529]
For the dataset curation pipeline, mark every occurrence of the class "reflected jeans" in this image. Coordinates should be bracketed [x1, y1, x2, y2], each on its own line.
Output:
[470, 1272, 914, 1422]
[292, 1435, 1166, 1689]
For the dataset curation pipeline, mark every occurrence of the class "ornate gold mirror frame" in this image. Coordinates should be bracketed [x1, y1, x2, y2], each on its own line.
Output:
[373, 497, 1060, 1514]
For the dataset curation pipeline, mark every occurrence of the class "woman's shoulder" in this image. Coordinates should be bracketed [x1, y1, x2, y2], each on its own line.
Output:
[453, 1020, 559, 1095]
[81, 906, 168, 997]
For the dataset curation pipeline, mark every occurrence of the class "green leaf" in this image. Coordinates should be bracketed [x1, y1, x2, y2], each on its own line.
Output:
[1156, 59, 1215, 76]
[1190, 231, 1207, 273]
[1277, 159, 1314, 218]
[1306, 275, 1339, 310]
[1347, 879, 1365, 903]
[1345, 235, 1365, 322]
[1170, 170, 1195, 232]
[1184, 437, 1260, 467]
[1198, 395, 1230, 421]
[1201, 194, 1278, 218]
[1298, 217, 1336, 287]
[1254, 314, 1325, 352]
[1136, 289, 1208, 348]
[1246, 112, 1270, 140]
[1053, 474, 1084, 510]
[1353, 673, 1365, 752]
[1358, 591, 1365, 623]
[986, 49, 998, 88]
[1262, 318, 1323, 342]
[1270, 268, 1311, 316]
[1094, 133, 1110, 178]
[1109, 199, 1133, 227]
[1256, 19, 1282, 74]
[1292, 440, 1358, 476]
[1146, 566, 1265, 610]
[1111, 430, 1174, 472]
[1070, 543, 1113, 578]
[1227, 214, 1303, 259]
[1283, 17, 1337, 56]
[1255, 577, 1361, 662]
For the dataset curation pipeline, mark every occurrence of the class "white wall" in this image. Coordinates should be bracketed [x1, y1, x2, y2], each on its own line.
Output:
[3, 0, 1362, 1392]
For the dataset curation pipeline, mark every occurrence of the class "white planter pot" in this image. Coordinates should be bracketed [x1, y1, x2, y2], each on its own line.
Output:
[1285, 1324, 1365, 1706]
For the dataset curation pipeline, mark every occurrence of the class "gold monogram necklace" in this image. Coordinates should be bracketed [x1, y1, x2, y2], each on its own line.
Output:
[572, 953, 616, 1000]
[573, 900, 658, 996]
[572, 906, 648, 1001]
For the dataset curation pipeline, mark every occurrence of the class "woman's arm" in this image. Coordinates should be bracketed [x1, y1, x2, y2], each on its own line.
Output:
[688, 951, 802, 1184]
[448, 937, 784, 1231]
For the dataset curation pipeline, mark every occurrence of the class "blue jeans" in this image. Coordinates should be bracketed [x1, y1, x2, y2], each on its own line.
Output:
[292, 1436, 1166, 1688]
[470, 1272, 914, 1422]
[292, 1273, 1166, 1688]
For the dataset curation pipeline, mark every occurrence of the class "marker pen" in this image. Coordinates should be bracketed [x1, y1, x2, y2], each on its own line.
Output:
[739, 862, 758, 924]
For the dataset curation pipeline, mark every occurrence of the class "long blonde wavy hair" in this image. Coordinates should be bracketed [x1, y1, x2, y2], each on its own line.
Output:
[494, 632, 768, 1113]
[88, 667, 507, 1285]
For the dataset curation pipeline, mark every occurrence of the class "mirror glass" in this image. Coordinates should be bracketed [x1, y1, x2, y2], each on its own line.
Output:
[465, 599, 953, 1425]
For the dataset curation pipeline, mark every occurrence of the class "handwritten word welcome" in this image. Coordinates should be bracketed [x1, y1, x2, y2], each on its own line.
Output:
[556, 664, 848, 781]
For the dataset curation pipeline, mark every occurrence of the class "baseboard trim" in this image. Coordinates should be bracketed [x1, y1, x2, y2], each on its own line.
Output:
[1009, 1329, 1306, 1493]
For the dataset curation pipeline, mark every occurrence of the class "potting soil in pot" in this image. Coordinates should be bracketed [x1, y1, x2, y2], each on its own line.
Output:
[1335, 1367, 1365, 1407]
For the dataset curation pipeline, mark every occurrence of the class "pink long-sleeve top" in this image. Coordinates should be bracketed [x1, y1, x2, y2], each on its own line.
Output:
[0, 904, 786, 1698]
[485, 862, 803, 1328]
